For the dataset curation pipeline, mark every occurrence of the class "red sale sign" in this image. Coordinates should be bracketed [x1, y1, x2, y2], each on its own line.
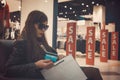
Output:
[86, 27, 95, 65]
[110, 32, 119, 60]
[66, 22, 76, 58]
[100, 30, 108, 62]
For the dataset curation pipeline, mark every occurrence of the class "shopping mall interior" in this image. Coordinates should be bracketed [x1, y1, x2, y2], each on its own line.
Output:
[0, 0, 120, 80]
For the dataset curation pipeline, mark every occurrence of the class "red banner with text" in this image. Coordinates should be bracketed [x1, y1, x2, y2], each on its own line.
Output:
[110, 32, 119, 60]
[100, 30, 108, 62]
[66, 22, 76, 58]
[86, 27, 95, 65]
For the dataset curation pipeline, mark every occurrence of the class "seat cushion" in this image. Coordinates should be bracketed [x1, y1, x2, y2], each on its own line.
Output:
[0, 40, 15, 75]
[0, 45, 6, 75]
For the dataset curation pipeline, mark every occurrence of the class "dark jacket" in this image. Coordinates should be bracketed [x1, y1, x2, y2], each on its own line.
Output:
[5, 40, 57, 79]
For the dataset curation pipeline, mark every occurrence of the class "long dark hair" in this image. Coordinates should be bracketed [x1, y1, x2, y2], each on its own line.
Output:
[22, 10, 50, 62]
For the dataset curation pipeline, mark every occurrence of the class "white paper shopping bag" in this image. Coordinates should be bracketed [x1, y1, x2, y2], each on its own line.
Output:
[41, 55, 87, 80]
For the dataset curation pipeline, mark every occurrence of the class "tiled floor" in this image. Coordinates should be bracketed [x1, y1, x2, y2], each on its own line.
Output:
[57, 49, 120, 80]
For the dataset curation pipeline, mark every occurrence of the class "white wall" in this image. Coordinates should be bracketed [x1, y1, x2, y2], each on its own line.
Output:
[105, 23, 115, 32]
[6, 0, 21, 12]
[21, 0, 54, 46]
[93, 5, 106, 29]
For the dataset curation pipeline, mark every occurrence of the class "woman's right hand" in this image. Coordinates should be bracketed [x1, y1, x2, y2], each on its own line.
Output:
[35, 60, 54, 69]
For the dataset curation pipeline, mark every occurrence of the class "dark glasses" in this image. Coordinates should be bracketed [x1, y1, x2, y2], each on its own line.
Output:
[38, 23, 49, 31]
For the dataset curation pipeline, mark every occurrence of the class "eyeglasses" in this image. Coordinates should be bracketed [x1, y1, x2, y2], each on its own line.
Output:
[38, 23, 49, 31]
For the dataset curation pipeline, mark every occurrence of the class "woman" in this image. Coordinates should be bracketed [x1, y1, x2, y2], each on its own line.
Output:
[5, 10, 103, 80]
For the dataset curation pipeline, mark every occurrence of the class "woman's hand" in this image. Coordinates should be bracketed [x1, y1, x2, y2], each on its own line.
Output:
[35, 60, 54, 69]
[58, 54, 66, 60]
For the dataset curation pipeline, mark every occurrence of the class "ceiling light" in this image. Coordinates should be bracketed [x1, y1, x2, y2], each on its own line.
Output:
[81, 3, 84, 6]
[59, 12, 63, 15]
[96, 3, 99, 6]
[64, 5, 67, 8]
[64, 15, 67, 17]
[92, 1, 95, 4]
[73, 11, 75, 13]
[86, 5, 89, 7]
[82, 9, 86, 12]
[65, 12, 67, 14]
[70, 7, 72, 10]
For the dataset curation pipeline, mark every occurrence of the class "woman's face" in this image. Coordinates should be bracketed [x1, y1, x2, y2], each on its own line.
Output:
[34, 21, 48, 38]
